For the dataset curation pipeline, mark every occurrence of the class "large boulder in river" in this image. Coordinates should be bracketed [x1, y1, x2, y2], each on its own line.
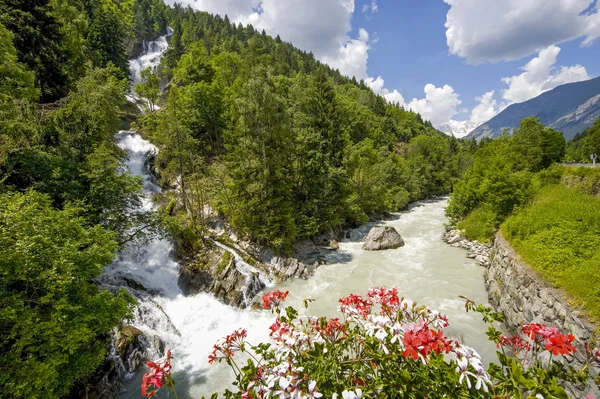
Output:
[362, 226, 405, 251]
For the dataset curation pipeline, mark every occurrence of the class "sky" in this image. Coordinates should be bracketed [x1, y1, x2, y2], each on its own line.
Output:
[164, 0, 600, 128]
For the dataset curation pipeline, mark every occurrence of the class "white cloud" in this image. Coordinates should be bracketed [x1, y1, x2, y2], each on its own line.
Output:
[365, 76, 405, 104]
[407, 84, 462, 127]
[321, 28, 371, 79]
[362, 0, 378, 14]
[469, 90, 501, 125]
[501, 45, 590, 103]
[444, 0, 600, 63]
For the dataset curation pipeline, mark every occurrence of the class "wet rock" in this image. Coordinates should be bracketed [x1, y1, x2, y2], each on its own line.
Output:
[362, 226, 405, 251]
[329, 240, 339, 250]
[178, 243, 265, 308]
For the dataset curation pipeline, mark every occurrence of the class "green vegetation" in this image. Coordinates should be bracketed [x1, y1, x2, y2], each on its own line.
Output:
[0, 191, 134, 398]
[566, 118, 600, 162]
[0, 0, 169, 396]
[502, 185, 600, 323]
[141, 8, 479, 253]
[457, 205, 498, 242]
[447, 116, 566, 241]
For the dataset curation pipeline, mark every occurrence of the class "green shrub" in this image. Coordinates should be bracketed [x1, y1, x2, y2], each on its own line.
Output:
[457, 205, 498, 242]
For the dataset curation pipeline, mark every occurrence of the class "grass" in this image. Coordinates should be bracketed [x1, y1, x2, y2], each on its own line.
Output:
[501, 184, 600, 324]
[457, 205, 498, 243]
[560, 166, 600, 197]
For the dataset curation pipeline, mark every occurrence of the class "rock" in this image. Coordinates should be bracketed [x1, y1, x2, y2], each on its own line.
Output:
[447, 234, 462, 244]
[329, 240, 339, 250]
[475, 255, 487, 264]
[362, 226, 405, 251]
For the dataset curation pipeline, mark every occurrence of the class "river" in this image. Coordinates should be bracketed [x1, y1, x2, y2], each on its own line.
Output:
[111, 34, 497, 399]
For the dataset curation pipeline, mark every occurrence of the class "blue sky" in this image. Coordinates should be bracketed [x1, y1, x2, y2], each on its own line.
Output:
[354, 0, 600, 123]
[167, 0, 600, 129]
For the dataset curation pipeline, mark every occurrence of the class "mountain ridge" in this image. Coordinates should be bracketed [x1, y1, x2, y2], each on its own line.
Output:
[467, 77, 600, 140]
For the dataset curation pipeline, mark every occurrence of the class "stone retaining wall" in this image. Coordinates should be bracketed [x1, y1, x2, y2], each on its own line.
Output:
[486, 232, 599, 397]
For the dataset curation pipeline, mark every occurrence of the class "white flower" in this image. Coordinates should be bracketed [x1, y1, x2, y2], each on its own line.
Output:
[307, 380, 322, 398]
[455, 345, 491, 392]
[341, 389, 363, 399]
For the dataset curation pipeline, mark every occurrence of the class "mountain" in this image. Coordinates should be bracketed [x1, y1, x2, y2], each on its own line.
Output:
[437, 120, 480, 138]
[467, 77, 600, 141]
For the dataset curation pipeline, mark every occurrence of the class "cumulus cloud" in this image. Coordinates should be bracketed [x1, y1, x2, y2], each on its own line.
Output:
[407, 84, 462, 127]
[444, 0, 600, 63]
[469, 91, 502, 126]
[501, 45, 590, 103]
[166, 0, 375, 80]
[322, 28, 371, 79]
[365, 76, 405, 104]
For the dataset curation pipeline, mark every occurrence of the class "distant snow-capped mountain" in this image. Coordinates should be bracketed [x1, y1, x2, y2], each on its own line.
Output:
[437, 120, 480, 138]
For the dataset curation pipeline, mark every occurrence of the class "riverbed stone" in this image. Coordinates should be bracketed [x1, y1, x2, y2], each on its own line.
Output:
[362, 226, 405, 251]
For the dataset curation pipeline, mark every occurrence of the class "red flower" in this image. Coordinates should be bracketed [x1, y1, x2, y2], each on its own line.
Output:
[546, 333, 577, 356]
[262, 290, 289, 309]
[498, 335, 530, 353]
[208, 328, 247, 363]
[367, 287, 400, 312]
[402, 331, 423, 361]
[339, 294, 372, 317]
[141, 350, 173, 398]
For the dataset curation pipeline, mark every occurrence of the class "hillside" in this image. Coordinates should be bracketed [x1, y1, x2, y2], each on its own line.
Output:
[467, 77, 600, 141]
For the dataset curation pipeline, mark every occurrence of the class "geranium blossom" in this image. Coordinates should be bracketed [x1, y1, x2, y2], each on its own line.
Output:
[141, 350, 173, 398]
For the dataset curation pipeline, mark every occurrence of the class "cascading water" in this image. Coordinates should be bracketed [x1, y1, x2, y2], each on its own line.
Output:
[129, 27, 173, 86]
[105, 32, 498, 398]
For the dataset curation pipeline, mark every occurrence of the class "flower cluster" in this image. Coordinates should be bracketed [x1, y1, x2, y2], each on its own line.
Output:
[141, 350, 174, 398]
[498, 335, 530, 353]
[220, 288, 492, 397]
[498, 323, 577, 357]
[262, 290, 289, 310]
[142, 288, 599, 399]
[455, 345, 491, 391]
[208, 328, 247, 364]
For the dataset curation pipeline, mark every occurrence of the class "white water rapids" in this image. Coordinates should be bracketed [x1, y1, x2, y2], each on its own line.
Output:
[106, 33, 498, 398]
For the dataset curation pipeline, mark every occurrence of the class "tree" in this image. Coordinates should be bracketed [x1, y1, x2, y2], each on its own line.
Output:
[135, 67, 161, 111]
[0, 0, 70, 101]
[87, 3, 129, 80]
[511, 116, 565, 172]
[52, 65, 127, 161]
[0, 191, 133, 398]
[223, 67, 297, 251]
[0, 23, 38, 103]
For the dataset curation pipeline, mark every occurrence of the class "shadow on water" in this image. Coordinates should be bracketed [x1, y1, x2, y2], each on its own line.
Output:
[322, 249, 354, 264]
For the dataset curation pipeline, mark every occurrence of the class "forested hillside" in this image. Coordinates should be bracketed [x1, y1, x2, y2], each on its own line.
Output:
[0, 0, 167, 396]
[138, 6, 478, 253]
